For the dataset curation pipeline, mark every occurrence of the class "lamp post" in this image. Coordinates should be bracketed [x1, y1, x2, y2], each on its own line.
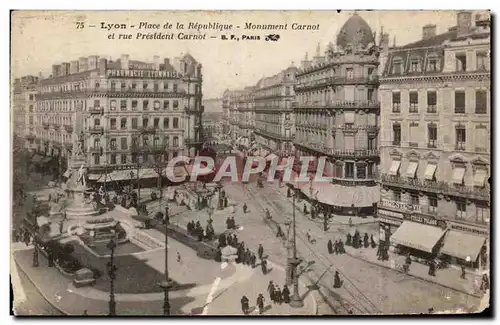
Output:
[106, 238, 117, 316]
[158, 227, 171, 315]
[288, 189, 304, 308]
[284, 219, 292, 285]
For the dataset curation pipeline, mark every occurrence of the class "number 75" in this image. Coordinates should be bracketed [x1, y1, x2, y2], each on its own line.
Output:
[76, 22, 84, 29]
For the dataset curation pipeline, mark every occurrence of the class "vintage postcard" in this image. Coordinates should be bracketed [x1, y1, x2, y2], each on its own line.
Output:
[10, 10, 490, 316]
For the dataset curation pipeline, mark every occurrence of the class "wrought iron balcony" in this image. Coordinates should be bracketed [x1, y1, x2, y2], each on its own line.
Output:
[88, 126, 104, 134]
[64, 125, 73, 133]
[88, 107, 104, 115]
[326, 149, 379, 159]
[325, 100, 380, 109]
[378, 174, 490, 201]
[331, 177, 377, 186]
[139, 127, 157, 134]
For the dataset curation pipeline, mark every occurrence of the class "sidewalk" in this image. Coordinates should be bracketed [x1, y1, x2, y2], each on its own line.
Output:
[343, 245, 485, 298]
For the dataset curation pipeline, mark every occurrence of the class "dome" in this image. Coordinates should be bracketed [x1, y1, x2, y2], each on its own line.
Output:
[336, 13, 375, 49]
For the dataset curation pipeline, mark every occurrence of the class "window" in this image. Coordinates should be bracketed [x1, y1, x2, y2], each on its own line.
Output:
[93, 154, 100, 165]
[154, 83, 159, 92]
[393, 190, 401, 202]
[109, 138, 116, 150]
[455, 201, 466, 220]
[154, 100, 160, 111]
[345, 162, 354, 179]
[335, 164, 343, 178]
[409, 91, 418, 113]
[163, 118, 169, 129]
[120, 138, 127, 150]
[476, 52, 488, 70]
[367, 89, 374, 101]
[393, 123, 401, 145]
[456, 125, 466, 150]
[142, 118, 149, 128]
[121, 154, 127, 164]
[120, 118, 127, 130]
[427, 56, 439, 72]
[154, 118, 160, 129]
[409, 122, 419, 147]
[131, 153, 137, 163]
[131, 118, 137, 129]
[164, 136, 170, 147]
[356, 164, 366, 179]
[428, 123, 437, 148]
[94, 118, 100, 127]
[142, 136, 149, 146]
[475, 126, 488, 152]
[95, 82, 100, 89]
[392, 59, 403, 74]
[173, 136, 179, 147]
[476, 205, 489, 224]
[93, 99, 100, 108]
[131, 100, 138, 110]
[142, 153, 149, 163]
[368, 67, 374, 76]
[475, 90, 487, 114]
[142, 82, 148, 89]
[410, 58, 420, 72]
[110, 154, 116, 165]
[163, 82, 169, 90]
[173, 84, 178, 92]
[367, 137, 376, 150]
[121, 82, 126, 90]
[154, 137, 159, 148]
[428, 195, 438, 214]
[427, 91, 437, 113]
[131, 137, 138, 150]
[285, 113, 290, 120]
[29, 105, 33, 112]
[367, 162, 374, 178]
[173, 117, 179, 128]
[392, 92, 401, 113]
[285, 86, 291, 96]
[110, 82, 116, 91]
[346, 68, 354, 80]
[110, 100, 117, 111]
[131, 82, 137, 89]
[93, 138, 100, 149]
[454, 91, 465, 113]
[173, 100, 179, 110]
[163, 100, 169, 110]
[143, 100, 149, 110]
[110, 118, 116, 130]
[410, 193, 419, 206]
[456, 54, 467, 72]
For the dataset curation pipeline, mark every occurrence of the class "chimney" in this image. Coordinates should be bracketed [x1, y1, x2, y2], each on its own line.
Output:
[88, 55, 98, 70]
[164, 58, 170, 68]
[70, 60, 79, 74]
[99, 58, 107, 75]
[457, 11, 472, 36]
[121, 54, 129, 70]
[52, 64, 58, 77]
[422, 24, 436, 40]
[381, 33, 389, 52]
[153, 55, 160, 71]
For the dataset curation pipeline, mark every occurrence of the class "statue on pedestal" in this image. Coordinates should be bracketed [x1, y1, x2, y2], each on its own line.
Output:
[73, 131, 85, 157]
[77, 164, 87, 188]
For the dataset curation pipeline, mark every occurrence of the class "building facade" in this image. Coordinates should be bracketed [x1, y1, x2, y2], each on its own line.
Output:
[236, 86, 255, 149]
[13, 76, 39, 150]
[293, 14, 383, 215]
[221, 90, 232, 137]
[253, 66, 298, 156]
[378, 11, 490, 268]
[34, 53, 203, 179]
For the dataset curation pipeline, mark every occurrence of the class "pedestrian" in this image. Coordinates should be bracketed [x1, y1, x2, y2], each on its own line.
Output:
[276, 225, 283, 238]
[265, 208, 271, 219]
[177, 252, 182, 263]
[232, 234, 238, 246]
[275, 286, 282, 304]
[241, 295, 250, 315]
[370, 234, 377, 248]
[334, 270, 342, 288]
[327, 239, 333, 254]
[261, 258, 268, 275]
[481, 274, 489, 292]
[245, 248, 252, 265]
[428, 259, 436, 277]
[256, 293, 265, 315]
[282, 285, 290, 303]
[363, 233, 369, 248]
[334, 240, 339, 255]
[243, 202, 247, 213]
[339, 239, 345, 254]
[346, 233, 352, 246]
[267, 281, 275, 302]
[227, 234, 233, 247]
[460, 265, 466, 279]
[226, 217, 231, 230]
[219, 233, 227, 247]
[258, 244, 264, 260]
[303, 203, 308, 215]
[224, 196, 228, 208]
[348, 217, 352, 227]
[251, 253, 257, 268]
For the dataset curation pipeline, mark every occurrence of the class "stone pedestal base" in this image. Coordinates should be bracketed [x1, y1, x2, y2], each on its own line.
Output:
[65, 185, 99, 219]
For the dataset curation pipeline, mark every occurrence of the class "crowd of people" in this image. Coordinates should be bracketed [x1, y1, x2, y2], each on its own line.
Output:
[186, 219, 215, 241]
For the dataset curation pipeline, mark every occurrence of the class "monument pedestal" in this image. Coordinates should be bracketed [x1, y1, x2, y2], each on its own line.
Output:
[64, 156, 99, 219]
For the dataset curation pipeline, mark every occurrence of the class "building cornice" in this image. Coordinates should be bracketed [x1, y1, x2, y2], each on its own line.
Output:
[380, 71, 490, 84]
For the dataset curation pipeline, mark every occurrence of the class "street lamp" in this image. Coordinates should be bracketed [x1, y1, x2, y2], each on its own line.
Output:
[284, 219, 292, 285]
[107, 238, 117, 316]
[288, 189, 304, 308]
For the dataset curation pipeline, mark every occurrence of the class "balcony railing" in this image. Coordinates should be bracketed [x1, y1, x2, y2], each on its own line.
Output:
[88, 107, 104, 115]
[36, 88, 188, 100]
[254, 129, 293, 141]
[185, 138, 203, 145]
[331, 178, 377, 186]
[64, 125, 73, 133]
[88, 126, 104, 134]
[295, 76, 379, 92]
[378, 174, 490, 201]
[139, 127, 157, 134]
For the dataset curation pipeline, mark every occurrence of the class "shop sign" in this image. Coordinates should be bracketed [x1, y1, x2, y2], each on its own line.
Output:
[450, 224, 489, 236]
[380, 199, 421, 213]
[403, 214, 445, 228]
[378, 216, 402, 226]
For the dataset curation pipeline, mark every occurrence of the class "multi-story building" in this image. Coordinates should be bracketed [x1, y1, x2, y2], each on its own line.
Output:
[377, 11, 490, 269]
[221, 90, 232, 136]
[253, 66, 298, 156]
[34, 53, 203, 181]
[228, 89, 243, 144]
[236, 86, 255, 149]
[293, 13, 383, 215]
[13, 76, 39, 150]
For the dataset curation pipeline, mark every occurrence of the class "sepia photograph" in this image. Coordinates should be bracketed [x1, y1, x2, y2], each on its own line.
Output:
[9, 9, 491, 316]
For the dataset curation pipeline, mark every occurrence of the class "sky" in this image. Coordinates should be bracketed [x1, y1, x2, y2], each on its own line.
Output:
[11, 10, 476, 98]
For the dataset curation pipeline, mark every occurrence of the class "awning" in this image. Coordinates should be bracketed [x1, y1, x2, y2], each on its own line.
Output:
[474, 170, 488, 187]
[440, 230, 486, 261]
[388, 160, 401, 176]
[424, 163, 437, 180]
[88, 173, 101, 181]
[265, 153, 278, 162]
[452, 167, 466, 185]
[390, 221, 445, 253]
[41, 157, 53, 163]
[405, 161, 419, 178]
[301, 182, 380, 208]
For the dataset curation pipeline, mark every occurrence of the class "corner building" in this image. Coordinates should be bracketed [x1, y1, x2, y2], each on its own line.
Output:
[377, 12, 490, 270]
[13, 76, 39, 151]
[35, 53, 203, 183]
[293, 14, 383, 216]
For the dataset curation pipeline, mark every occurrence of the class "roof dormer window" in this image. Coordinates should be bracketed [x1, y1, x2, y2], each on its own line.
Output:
[410, 57, 421, 73]
[392, 58, 404, 75]
[427, 55, 440, 72]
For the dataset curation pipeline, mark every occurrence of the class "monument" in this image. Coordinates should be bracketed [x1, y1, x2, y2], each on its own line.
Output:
[63, 131, 99, 219]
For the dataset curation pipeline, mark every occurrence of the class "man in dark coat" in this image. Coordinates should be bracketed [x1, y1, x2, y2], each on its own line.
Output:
[334, 270, 342, 288]
[282, 285, 290, 303]
[428, 259, 436, 276]
[346, 233, 352, 246]
[334, 240, 339, 255]
[327, 239, 333, 254]
[261, 258, 267, 275]
[251, 253, 257, 268]
[370, 234, 377, 248]
[224, 196, 228, 208]
[275, 286, 282, 304]
[267, 281, 275, 302]
[258, 244, 264, 260]
[243, 202, 248, 213]
[232, 234, 238, 246]
[245, 248, 252, 265]
[256, 294, 265, 315]
[363, 233, 369, 248]
[339, 240, 345, 254]
[219, 233, 227, 247]
[227, 234, 233, 247]
[226, 217, 231, 230]
[276, 225, 283, 238]
[241, 295, 250, 315]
